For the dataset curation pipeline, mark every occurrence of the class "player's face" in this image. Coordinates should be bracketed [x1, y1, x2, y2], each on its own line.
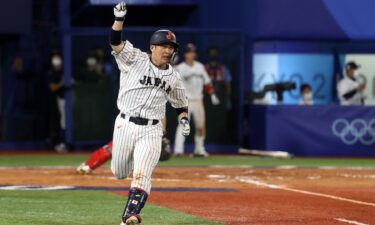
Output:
[151, 44, 175, 66]
[346, 68, 355, 78]
[184, 51, 196, 62]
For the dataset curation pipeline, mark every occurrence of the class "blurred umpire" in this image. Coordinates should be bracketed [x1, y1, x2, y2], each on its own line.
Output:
[337, 61, 366, 105]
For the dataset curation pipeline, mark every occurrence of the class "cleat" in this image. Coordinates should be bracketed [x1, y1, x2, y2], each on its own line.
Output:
[174, 153, 183, 157]
[54, 143, 68, 153]
[76, 163, 92, 174]
[191, 151, 209, 158]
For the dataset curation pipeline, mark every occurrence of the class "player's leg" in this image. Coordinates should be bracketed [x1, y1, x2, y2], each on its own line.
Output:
[121, 124, 162, 224]
[193, 100, 208, 157]
[55, 97, 67, 153]
[111, 115, 135, 180]
[77, 141, 113, 174]
[173, 126, 185, 156]
[173, 109, 191, 156]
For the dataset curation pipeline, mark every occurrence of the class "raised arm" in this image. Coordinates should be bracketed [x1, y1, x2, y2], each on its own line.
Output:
[110, 2, 127, 53]
[202, 65, 220, 105]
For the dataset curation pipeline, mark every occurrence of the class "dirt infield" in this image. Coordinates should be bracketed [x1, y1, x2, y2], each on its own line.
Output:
[0, 166, 374, 225]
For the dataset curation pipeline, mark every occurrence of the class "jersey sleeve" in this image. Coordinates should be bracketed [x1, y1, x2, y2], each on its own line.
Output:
[201, 63, 212, 85]
[111, 41, 147, 73]
[168, 71, 189, 109]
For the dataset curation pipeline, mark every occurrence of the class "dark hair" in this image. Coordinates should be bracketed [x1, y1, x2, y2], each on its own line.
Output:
[207, 46, 219, 53]
[300, 83, 311, 93]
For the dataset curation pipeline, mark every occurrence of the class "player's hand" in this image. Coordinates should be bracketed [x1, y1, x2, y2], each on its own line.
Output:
[357, 83, 366, 92]
[179, 117, 190, 136]
[210, 93, 220, 105]
[113, 1, 127, 21]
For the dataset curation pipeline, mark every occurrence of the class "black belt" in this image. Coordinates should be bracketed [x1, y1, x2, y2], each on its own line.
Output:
[120, 113, 159, 126]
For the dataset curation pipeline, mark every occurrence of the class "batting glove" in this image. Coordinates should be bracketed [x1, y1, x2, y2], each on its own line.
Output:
[210, 93, 220, 105]
[180, 117, 190, 136]
[114, 1, 127, 21]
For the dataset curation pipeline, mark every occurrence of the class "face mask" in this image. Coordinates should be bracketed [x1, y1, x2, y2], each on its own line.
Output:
[87, 57, 97, 66]
[353, 70, 360, 77]
[52, 57, 62, 67]
[303, 92, 313, 100]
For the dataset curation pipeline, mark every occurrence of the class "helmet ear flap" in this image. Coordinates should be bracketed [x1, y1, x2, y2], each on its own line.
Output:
[171, 51, 177, 63]
[170, 46, 179, 64]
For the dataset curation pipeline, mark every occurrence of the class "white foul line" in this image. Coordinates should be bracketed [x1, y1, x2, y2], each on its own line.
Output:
[236, 176, 375, 207]
[0, 185, 74, 190]
[334, 218, 370, 225]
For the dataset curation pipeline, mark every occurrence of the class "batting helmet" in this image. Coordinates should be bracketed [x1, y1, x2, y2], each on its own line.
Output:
[149, 30, 179, 49]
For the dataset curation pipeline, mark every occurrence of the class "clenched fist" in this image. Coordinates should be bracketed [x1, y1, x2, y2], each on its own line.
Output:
[114, 2, 127, 21]
[180, 117, 190, 136]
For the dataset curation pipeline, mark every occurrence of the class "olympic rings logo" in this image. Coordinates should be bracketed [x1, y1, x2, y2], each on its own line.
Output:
[331, 118, 375, 145]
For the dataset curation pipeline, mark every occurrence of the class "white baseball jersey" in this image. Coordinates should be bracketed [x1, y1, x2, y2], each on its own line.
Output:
[337, 77, 364, 105]
[112, 41, 188, 120]
[175, 60, 211, 101]
[110, 40, 188, 193]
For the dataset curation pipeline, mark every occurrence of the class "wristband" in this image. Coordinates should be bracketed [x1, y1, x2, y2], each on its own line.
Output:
[110, 29, 122, 46]
[175, 107, 188, 116]
[115, 17, 125, 21]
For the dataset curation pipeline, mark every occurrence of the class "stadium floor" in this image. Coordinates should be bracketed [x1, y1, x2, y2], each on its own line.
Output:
[0, 153, 374, 225]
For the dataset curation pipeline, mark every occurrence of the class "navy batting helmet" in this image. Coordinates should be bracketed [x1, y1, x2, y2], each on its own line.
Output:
[149, 30, 179, 49]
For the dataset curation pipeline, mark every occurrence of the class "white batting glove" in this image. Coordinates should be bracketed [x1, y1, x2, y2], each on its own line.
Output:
[180, 117, 190, 136]
[114, 1, 127, 21]
[211, 93, 220, 105]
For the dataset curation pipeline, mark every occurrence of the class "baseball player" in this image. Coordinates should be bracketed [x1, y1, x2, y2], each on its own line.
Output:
[174, 43, 219, 157]
[76, 117, 171, 174]
[337, 61, 366, 105]
[109, 2, 189, 225]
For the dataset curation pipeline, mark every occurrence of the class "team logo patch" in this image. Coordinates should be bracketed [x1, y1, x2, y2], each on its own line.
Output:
[131, 200, 139, 205]
[166, 31, 173, 40]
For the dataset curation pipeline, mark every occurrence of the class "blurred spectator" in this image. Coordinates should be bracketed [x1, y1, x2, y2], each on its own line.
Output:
[11, 56, 36, 110]
[95, 47, 116, 80]
[174, 43, 220, 157]
[79, 51, 108, 83]
[205, 46, 232, 109]
[12, 56, 27, 78]
[337, 61, 365, 105]
[299, 83, 314, 105]
[47, 52, 67, 153]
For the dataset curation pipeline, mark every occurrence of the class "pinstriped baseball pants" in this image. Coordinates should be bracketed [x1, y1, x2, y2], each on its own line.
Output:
[111, 113, 162, 194]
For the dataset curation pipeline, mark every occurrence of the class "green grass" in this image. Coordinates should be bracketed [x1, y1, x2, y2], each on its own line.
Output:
[0, 190, 224, 225]
[0, 154, 89, 167]
[0, 154, 374, 167]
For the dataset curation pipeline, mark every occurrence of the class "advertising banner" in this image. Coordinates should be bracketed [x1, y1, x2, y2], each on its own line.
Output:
[248, 105, 375, 157]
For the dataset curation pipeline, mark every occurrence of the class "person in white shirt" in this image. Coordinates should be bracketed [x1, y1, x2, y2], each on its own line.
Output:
[337, 61, 365, 105]
[299, 83, 314, 105]
[174, 43, 220, 157]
